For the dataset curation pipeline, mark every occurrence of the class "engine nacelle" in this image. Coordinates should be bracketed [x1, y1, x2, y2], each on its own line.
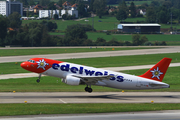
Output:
[62, 75, 81, 86]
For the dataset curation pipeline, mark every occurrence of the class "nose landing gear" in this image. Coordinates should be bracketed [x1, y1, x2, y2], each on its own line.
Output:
[36, 74, 41, 83]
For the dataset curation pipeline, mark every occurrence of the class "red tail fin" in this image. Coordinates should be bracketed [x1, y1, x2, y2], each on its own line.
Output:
[139, 57, 172, 82]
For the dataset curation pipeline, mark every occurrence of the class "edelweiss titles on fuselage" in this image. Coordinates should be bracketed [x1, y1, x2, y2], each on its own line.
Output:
[52, 63, 124, 82]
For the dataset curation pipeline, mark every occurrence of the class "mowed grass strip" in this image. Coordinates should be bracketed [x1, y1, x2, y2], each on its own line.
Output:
[1, 53, 180, 74]
[0, 67, 179, 92]
[22, 16, 180, 31]
[0, 103, 180, 116]
[87, 32, 180, 42]
[0, 47, 152, 57]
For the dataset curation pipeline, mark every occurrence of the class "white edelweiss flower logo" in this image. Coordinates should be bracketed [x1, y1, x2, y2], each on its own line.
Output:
[36, 59, 49, 70]
[150, 67, 163, 80]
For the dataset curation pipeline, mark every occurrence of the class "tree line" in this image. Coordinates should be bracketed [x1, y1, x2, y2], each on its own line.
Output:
[0, 12, 57, 47]
[1, 12, 164, 47]
[13, 0, 180, 23]
[115, 0, 180, 24]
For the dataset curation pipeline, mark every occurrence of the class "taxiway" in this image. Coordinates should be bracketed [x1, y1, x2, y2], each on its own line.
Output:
[0, 92, 179, 104]
[0, 46, 180, 63]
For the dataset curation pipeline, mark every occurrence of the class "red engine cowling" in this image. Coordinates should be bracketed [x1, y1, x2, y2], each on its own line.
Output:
[62, 75, 81, 86]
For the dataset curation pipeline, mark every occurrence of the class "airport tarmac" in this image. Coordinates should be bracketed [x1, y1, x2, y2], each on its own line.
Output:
[0, 92, 179, 104]
[0, 47, 180, 119]
[1, 111, 180, 120]
[0, 46, 180, 63]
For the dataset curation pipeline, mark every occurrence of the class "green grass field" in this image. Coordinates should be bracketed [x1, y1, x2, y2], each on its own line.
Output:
[50, 32, 180, 44]
[0, 103, 180, 116]
[21, 17, 146, 31]
[22, 16, 180, 45]
[87, 32, 180, 42]
[22, 16, 180, 31]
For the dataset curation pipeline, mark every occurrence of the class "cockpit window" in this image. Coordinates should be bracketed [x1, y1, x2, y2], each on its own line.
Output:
[27, 60, 35, 63]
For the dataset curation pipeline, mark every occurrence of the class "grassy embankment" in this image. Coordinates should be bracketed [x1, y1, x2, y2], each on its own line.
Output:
[0, 103, 180, 116]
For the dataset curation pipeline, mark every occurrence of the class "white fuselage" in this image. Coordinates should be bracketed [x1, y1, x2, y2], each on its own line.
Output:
[41, 62, 169, 90]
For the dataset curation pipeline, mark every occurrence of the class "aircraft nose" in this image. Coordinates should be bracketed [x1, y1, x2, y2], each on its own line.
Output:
[21, 62, 30, 69]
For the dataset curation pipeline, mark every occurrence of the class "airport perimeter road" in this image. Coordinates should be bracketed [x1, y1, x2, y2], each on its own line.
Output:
[0, 46, 180, 63]
[1, 111, 180, 120]
[0, 92, 180, 104]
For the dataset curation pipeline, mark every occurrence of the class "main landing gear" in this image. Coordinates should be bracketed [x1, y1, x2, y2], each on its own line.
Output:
[85, 85, 93, 93]
[36, 74, 41, 83]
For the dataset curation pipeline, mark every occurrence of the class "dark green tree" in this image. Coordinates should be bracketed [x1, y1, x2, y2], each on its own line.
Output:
[29, 22, 38, 29]
[82, 39, 93, 46]
[116, 9, 127, 22]
[57, 0, 65, 7]
[162, 1, 172, 8]
[40, 20, 57, 31]
[54, 14, 58, 20]
[78, 2, 88, 17]
[150, 1, 160, 7]
[108, 38, 122, 46]
[15, 32, 28, 45]
[29, 0, 35, 6]
[70, 0, 76, 4]
[39, 0, 50, 6]
[41, 26, 52, 46]
[8, 12, 22, 29]
[140, 35, 148, 44]
[0, 16, 8, 40]
[64, 24, 88, 46]
[48, 2, 56, 10]
[172, 0, 180, 9]
[96, 37, 106, 46]
[17, 0, 28, 6]
[93, 0, 106, 18]
[139, 3, 149, 9]
[89, 0, 94, 12]
[157, 5, 170, 24]
[118, 0, 128, 16]
[29, 26, 42, 46]
[146, 7, 157, 23]
[129, 2, 136, 18]
[132, 34, 141, 46]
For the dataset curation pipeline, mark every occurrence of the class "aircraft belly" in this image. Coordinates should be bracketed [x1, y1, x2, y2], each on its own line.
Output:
[103, 80, 137, 90]
[43, 68, 66, 78]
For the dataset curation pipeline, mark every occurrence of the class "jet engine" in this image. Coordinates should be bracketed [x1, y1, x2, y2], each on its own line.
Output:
[62, 75, 81, 86]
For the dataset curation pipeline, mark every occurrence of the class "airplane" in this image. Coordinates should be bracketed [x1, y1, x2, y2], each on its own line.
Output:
[21, 57, 172, 93]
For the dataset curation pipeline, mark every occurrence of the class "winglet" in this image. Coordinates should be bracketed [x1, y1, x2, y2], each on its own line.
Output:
[139, 57, 172, 82]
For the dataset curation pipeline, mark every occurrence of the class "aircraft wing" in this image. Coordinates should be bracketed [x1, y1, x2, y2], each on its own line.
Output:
[72, 75, 113, 84]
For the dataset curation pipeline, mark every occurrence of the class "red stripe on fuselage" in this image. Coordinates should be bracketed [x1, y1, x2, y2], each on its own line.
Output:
[21, 58, 63, 73]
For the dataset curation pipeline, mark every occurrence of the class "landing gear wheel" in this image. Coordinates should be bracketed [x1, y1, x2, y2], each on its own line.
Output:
[84, 87, 93, 93]
[36, 79, 40, 83]
[88, 88, 92, 93]
[85, 87, 89, 92]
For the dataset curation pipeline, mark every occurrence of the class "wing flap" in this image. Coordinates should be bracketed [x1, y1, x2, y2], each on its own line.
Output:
[72, 75, 113, 84]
